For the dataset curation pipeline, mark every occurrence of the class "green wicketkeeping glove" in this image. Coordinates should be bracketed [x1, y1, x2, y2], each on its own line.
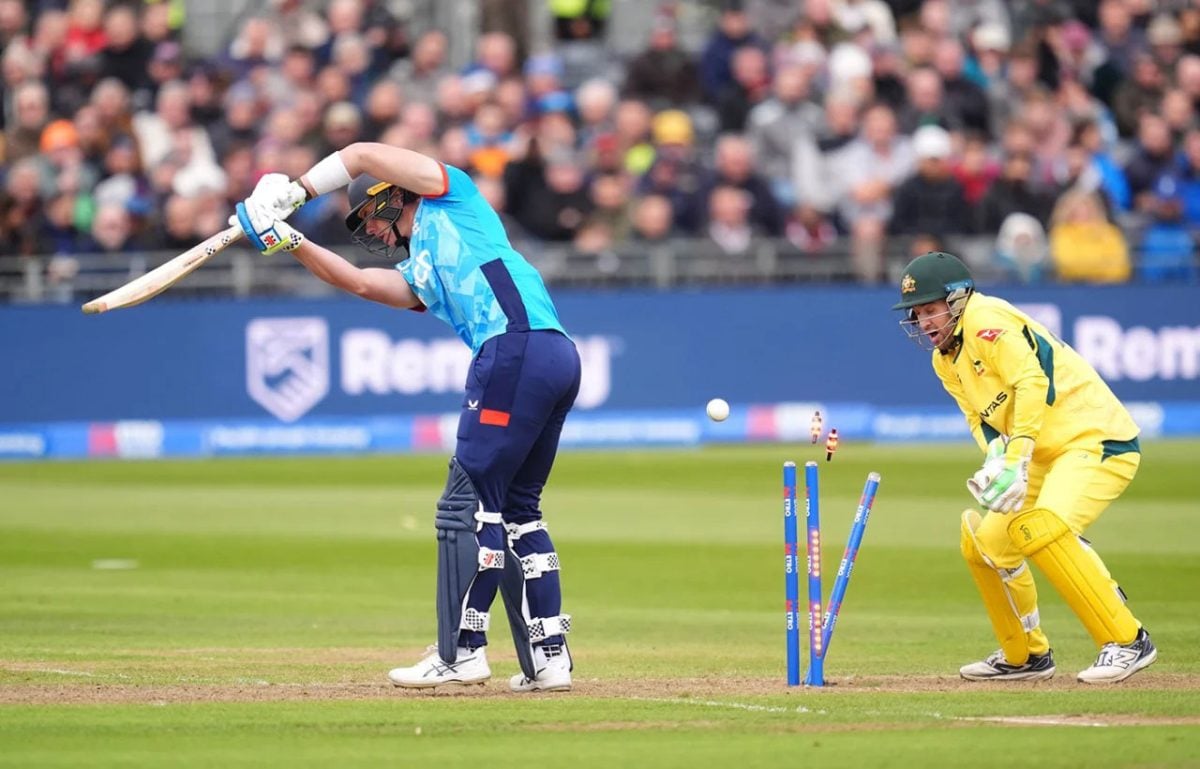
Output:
[979, 437, 1034, 514]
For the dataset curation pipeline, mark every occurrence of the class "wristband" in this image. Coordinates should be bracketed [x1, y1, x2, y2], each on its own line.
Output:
[306, 152, 353, 197]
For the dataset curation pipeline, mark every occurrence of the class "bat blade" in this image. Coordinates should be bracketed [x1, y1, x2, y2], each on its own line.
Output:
[81, 225, 244, 314]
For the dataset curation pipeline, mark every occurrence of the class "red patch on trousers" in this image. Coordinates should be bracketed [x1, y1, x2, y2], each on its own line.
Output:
[480, 409, 511, 427]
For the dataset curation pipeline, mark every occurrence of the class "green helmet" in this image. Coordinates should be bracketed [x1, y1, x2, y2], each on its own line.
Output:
[891, 251, 974, 310]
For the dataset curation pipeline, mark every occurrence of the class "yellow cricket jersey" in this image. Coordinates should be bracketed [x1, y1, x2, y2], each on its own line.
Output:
[932, 293, 1140, 462]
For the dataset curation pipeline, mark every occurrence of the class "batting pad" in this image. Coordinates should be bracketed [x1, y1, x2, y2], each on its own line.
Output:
[960, 510, 1047, 664]
[1008, 508, 1139, 647]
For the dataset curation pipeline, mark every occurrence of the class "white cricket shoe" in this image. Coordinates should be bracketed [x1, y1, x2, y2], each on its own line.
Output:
[1077, 628, 1158, 684]
[388, 645, 491, 688]
[510, 644, 572, 692]
[960, 649, 1056, 681]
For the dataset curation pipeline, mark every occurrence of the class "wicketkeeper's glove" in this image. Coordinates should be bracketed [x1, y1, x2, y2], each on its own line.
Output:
[979, 436, 1034, 514]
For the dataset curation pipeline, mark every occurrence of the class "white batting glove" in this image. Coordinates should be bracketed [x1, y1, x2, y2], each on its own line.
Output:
[248, 173, 308, 221]
[230, 199, 305, 256]
[967, 436, 1008, 505]
[979, 437, 1034, 514]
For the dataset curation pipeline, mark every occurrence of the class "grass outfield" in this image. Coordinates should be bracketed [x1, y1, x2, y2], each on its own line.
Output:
[1, 441, 1198, 767]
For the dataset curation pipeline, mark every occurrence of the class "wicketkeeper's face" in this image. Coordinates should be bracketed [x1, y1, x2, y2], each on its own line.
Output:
[910, 299, 957, 351]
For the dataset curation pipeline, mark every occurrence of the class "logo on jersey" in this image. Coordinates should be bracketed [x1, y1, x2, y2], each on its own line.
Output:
[245, 317, 330, 422]
[977, 328, 1004, 342]
[980, 391, 1008, 419]
[973, 359, 986, 376]
[467, 400, 479, 410]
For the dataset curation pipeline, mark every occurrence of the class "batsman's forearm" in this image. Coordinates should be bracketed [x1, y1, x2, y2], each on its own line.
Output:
[290, 241, 369, 295]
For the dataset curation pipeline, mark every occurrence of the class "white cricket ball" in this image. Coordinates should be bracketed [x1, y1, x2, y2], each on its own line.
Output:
[706, 398, 730, 422]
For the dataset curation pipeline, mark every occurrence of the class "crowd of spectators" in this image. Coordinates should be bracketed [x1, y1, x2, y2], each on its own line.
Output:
[3, 0, 1200, 296]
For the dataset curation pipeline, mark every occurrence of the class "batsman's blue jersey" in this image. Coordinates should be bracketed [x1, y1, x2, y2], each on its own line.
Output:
[397, 165, 566, 353]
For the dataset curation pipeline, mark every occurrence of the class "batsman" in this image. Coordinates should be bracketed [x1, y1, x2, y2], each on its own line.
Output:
[230, 143, 580, 692]
[892, 251, 1157, 684]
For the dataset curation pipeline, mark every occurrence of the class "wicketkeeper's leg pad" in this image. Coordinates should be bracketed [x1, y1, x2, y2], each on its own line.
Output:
[1007, 507, 1139, 647]
[960, 510, 1048, 664]
[499, 519, 571, 680]
[436, 458, 506, 663]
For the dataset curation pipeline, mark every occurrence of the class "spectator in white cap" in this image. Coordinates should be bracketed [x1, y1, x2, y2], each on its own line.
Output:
[890, 124, 974, 241]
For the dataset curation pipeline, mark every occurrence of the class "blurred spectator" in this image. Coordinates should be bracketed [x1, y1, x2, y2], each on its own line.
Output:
[834, 102, 914, 237]
[270, 0, 329, 51]
[141, 1, 182, 46]
[1048, 189, 1130, 283]
[99, 3, 152, 100]
[1111, 52, 1167, 138]
[637, 109, 703, 232]
[157, 192, 199, 250]
[614, 98, 655, 175]
[1021, 90, 1072, 189]
[697, 134, 783, 236]
[746, 64, 822, 206]
[145, 41, 186, 105]
[1137, 176, 1198, 283]
[706, 185, 755, 255]
[1077, 115, 1134, 206]
[5, 80, 51, 162]
[504, 143, 592, 241]
[390, 29, 449, 107]
[1160, 88, 1194, 144]
[993, 211, 1050, 282]
[64, 0, 107, 65]
[575, 78, 617, 149]
[933, 38, 990, 136]
[81, 202, 142, 256]
[465, 102, 513, 178]
[716, 45, 772, 132]
[207, 81, 260, 159]
[1146, 13, 1185, 72]
[1177, 128, 1200, 227]
[630, 194, 676, 242]
[701, 0, 768, 103]
[586, 173, 633, 241]
[898, 67, 958, 133]
[318, 101, 364, 155]
[786, 204, 837, 252]
[550, 0, 610, 42]
[225, 16, 282, 80]
[792, 90, 860, 213]
[0, 0, 28, 50]
[468, 31, 519, 81]
[623, 9, 700, 107]
[827, 43, 875, 104]
[1124, 113, 1178, 216]
[952, 132, 1000, 205]
[977, 150, 1056, 232]
[0, 158, 46, 256]
[133, 79, 216, 173]
[891, 124, 973, 239]
[362, 80, 405, 140]
[1094, 0, 1144, 81]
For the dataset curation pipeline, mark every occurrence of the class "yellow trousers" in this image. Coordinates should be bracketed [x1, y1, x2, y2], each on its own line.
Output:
[965, 447, 1140, 660]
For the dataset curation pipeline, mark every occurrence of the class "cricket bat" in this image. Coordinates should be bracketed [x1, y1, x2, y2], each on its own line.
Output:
[81, 225, 244, 314]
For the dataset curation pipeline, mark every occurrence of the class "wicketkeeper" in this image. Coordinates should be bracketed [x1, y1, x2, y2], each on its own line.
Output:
[893, 251, 1157, 684]
[231, 143, 580, 692]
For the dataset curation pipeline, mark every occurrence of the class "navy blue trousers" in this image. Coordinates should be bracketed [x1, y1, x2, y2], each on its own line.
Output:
[453, 330, 580, 648]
